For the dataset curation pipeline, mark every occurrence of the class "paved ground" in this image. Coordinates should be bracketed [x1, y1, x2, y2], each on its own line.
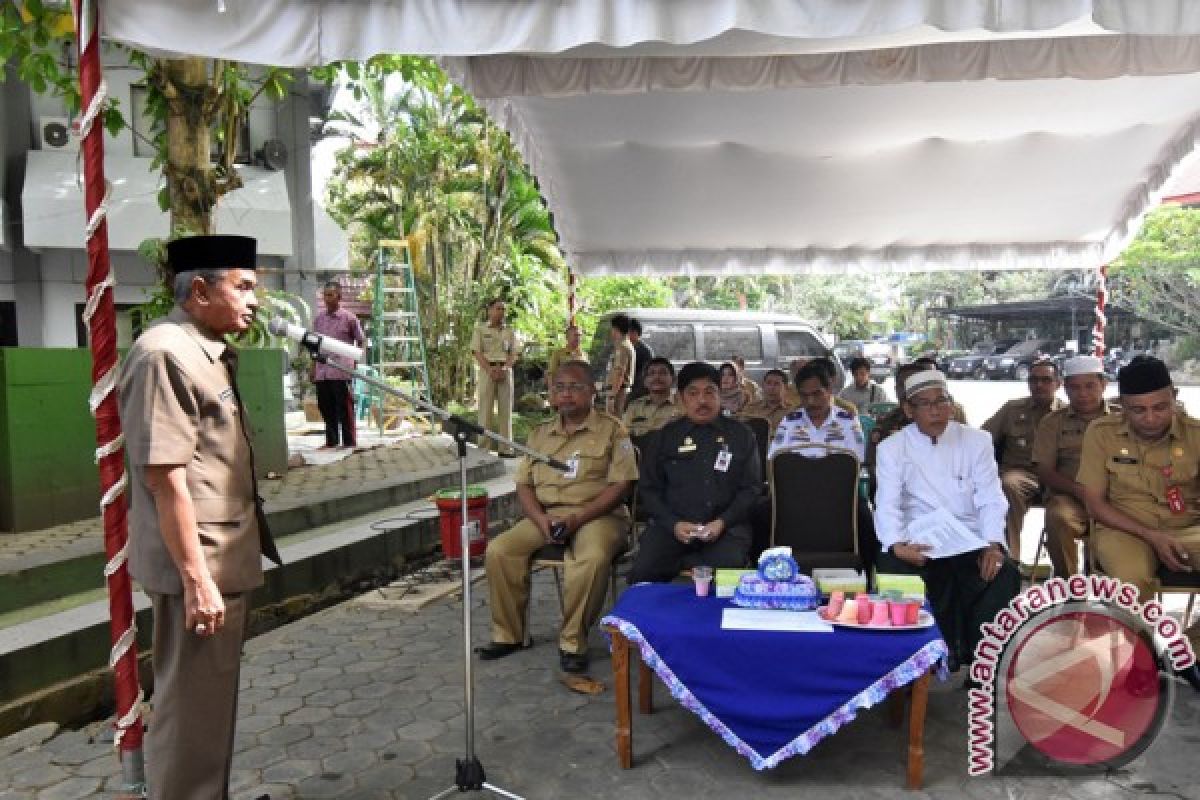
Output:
[0, 433, 459, 574]
[0, 564, 1197, 800]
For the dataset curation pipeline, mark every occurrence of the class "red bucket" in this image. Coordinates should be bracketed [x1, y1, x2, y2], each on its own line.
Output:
[434, 486, 488, 560]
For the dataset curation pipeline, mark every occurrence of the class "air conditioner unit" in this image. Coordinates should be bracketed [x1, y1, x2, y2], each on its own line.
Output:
[38, 116, 80, 152]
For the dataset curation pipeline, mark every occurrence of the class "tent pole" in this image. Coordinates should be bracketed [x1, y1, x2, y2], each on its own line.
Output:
[71, 1, 146, 795]
[1092, 263, 1108, 358]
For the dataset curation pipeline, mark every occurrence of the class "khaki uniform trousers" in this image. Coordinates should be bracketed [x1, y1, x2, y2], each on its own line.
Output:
[1000, 467, 1040, 553]
[148, 592, 249, 800]
[485, 510, 627, 655]
[477, 367, 513, 454]
[1093, 524, 1200, 654]
[1044, 494, 1089, 577]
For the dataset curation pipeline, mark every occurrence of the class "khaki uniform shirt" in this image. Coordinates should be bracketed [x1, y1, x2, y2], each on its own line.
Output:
[740, 398, 790, 433]
[607, 338, 636, 392]
[1077, 412, 1200, 530]
[516, 409, 638, 511]
[470, 322, 517, 364]
[1031, 402, 1114, 497]
[740, 376, 762, 405]
[547, 346, 586, 382]
[622, 394, 682, 438]
[982, 396, 1064, 470]
[119, 309, 279, 595]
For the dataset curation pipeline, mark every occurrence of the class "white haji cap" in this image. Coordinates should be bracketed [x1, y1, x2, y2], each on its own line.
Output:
[905, 369, 948, 399]
[1063, 355, 1104, 377]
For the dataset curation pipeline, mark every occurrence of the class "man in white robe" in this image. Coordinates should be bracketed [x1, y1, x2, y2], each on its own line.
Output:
[875, 370, 1021, 674]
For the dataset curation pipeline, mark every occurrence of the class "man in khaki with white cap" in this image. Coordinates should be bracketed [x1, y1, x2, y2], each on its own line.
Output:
[1031, 355, 1113, 577]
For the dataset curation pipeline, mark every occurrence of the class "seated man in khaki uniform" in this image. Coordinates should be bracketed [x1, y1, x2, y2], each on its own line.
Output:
[1031, 355, 1112, 577]
[1078, 356, 1200, 690]
[982, 358, 1064, 553]
[622, 357, 681, 439]
[479, 360, 637, 674]
[741, 368, 790, 432]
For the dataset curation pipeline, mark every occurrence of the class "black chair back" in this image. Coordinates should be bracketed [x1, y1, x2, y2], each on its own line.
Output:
[768, 444, 860, 571]
[740, 416, 771, 474]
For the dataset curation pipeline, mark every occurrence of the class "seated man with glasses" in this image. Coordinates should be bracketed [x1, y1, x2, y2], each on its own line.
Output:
[622, 357, 682, 438]
[981, 358, 1064, 554]
[628, 362, 763, 583]
[875, 370, 1021, 675]
[479, 361, 638, 674]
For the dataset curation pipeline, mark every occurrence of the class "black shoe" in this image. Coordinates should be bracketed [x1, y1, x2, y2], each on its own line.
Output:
[559, 649, 589, 674]
[1177, 663, 1200, 692]
[946, 652, 962, 674]
[476, 642, 523, 660]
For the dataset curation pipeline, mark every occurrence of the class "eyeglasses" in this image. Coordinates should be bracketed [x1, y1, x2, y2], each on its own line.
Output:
[552, 382, 590, 394]
[909, 396, 954, 409]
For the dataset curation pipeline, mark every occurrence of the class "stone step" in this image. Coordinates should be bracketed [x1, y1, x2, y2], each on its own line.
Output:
[0, 473, 519, 735]
[0, 447, 505, 620]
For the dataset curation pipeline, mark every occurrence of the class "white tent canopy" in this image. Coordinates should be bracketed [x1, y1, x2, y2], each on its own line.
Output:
[100, 1, 1200, 275]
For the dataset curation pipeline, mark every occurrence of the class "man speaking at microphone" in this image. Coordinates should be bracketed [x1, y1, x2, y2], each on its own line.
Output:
[119, 235, 282, 799]
[312, 280, 366, 449]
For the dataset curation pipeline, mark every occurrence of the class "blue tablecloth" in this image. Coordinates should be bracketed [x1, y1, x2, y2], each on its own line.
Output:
[601, 584, 949, 770]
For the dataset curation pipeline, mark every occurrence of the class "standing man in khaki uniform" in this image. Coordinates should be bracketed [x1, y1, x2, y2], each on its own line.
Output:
[605, 313, 636, 415]
[119, 235, 282, 799]
[547, 323, 587, 387]
[1078, 356, 1200, 690]
[1031, 355, 1112, 577]
[471, 297, 519, 456]
[981, 358, 1064, 553]
[622, 357, 681, 438]
[479, 360, 637, 674]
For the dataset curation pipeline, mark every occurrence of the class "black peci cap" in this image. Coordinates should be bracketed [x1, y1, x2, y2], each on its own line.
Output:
[166, 235, 257, 275]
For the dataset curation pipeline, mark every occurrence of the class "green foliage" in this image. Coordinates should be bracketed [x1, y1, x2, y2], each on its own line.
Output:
[1109, 204, 1200, 335]
[574, 277, 672, 336]
[324, 57, 569, 405]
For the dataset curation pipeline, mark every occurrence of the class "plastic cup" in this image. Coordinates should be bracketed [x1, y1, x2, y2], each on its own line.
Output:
[870, 602, 891, 626]
[888, 600, 908, 626]
[693, 566, 713, 597]
[827, 590, 845, 618]
[904, 599, 921, 625]
[856, 596, 873, 625]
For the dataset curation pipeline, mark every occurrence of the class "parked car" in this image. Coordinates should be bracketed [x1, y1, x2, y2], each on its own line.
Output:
[935, 349, 970, 375]
[862, 341, 893, 384]
[982, 339, 1064, 381]
[834, 339, 866, 363]
[945, 339, 1019, 380]
[587, 309, 844, 392]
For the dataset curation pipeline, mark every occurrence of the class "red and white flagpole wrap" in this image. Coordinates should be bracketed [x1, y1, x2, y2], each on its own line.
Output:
[1092, 263, 1108, 357]
[71, 0, 146, 790]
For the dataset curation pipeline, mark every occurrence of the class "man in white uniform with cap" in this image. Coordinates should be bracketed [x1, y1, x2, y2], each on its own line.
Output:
[875, 369, 1021, 673]
[1031, 355, 1113, 577]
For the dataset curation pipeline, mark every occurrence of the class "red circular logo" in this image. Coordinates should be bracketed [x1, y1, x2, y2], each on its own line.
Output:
[1004, 610, 1165, 766]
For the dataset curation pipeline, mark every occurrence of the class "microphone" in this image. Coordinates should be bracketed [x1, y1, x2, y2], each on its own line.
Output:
[267, 318, 364, 363]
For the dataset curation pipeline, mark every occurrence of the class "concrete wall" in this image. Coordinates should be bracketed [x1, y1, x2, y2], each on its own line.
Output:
[0, 346, 287, 532]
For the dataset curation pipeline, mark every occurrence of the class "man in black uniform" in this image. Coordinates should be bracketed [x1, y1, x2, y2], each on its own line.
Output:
[628, 361, 762, 583]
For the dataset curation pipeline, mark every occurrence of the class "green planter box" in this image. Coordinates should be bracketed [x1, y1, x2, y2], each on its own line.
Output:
[0, 347, 286, 533]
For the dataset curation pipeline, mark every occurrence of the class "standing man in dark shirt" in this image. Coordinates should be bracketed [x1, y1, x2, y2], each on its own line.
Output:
[628, 317, 654, 400]
[628, 362, 762, 583]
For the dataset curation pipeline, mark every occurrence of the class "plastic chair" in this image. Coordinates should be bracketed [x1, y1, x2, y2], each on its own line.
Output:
[352, 365, 381, 421]
[768, 444, 862, 573]
[739, 416, 772, 478]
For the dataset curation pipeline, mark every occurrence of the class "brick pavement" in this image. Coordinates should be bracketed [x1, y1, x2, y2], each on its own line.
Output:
[1, 569, 1197, 800]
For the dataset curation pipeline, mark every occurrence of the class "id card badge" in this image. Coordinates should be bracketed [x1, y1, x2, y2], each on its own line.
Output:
[564, 452, 580, 480]
[714, 448, 732, 473]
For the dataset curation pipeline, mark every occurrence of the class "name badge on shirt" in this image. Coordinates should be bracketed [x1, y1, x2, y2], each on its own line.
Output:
[714, 448, 732, 473]
[564, 452, 580, 480]
[678, 436, 697, 453]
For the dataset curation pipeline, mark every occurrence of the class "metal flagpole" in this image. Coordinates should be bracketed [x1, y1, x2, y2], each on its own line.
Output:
[71, 1, 146, 794]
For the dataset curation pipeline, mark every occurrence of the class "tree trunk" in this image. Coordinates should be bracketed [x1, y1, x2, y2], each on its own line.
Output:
[162, 58, 216, 235]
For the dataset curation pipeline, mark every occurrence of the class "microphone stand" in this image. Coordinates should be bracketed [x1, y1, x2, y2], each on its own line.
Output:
[306, 351, 563, 799]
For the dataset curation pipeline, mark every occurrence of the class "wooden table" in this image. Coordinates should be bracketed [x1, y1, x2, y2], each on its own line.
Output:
[604, 624, 934, 789]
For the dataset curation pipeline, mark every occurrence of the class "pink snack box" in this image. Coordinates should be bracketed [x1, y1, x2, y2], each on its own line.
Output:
[856, 596, 873, 625]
